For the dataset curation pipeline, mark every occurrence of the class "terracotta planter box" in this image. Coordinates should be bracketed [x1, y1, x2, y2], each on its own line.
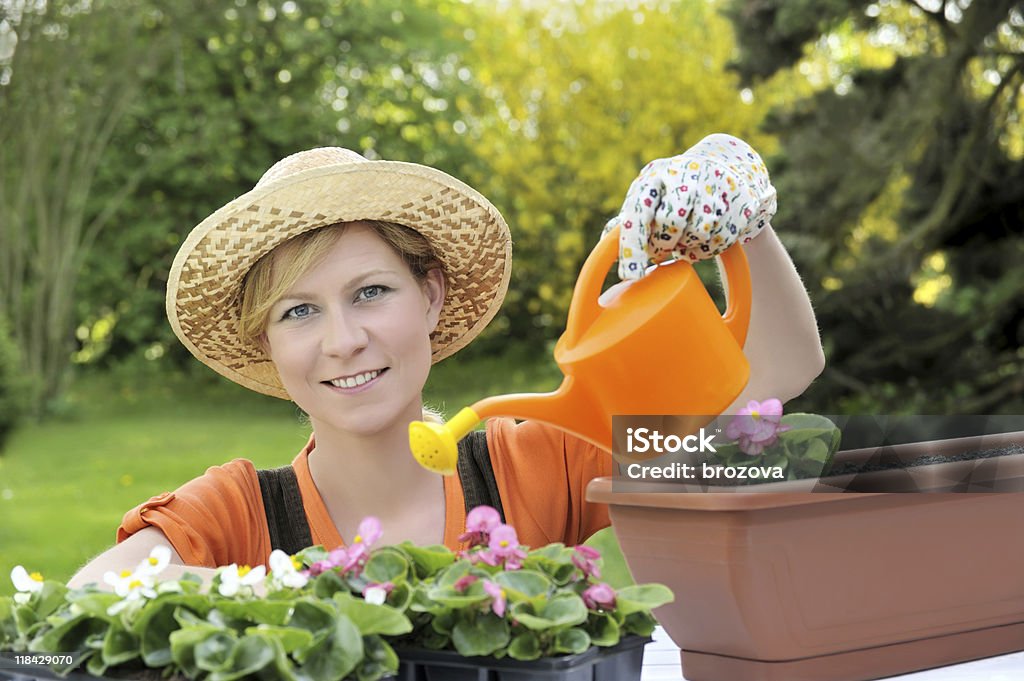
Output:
[587, 430, 1024, 681]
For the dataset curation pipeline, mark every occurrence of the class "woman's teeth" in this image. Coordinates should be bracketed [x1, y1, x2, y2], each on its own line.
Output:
[329, 369, 381, 388]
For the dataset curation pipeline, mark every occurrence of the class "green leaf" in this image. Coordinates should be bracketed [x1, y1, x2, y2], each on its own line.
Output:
[245, 625, 315, 654]
[434, 561, 473, 589]
[332, 593, 412, 636]
[295, 615, 364, 681]
[398, 543, 456, 578]
[493, 570, 551, 601]
[554, 628, 591, 654]
[195, 630, 238, 672]
[615, 584, 675, 616]
[312, 569, 348, 600]
[214, 599, 294, 626]
[507, 632, 541, 660]
[33, 612, 106, 657]
[0, 598, 19, 646]
[540, 594, 588, 628]
[69, 593, 120, 620]
[360, 635, 400, 680]
[289, 599, 335, 635]
[297, 546, 329, 568]
[208, 634, 275, 681]
[623, 611, 659, 636]
[35, 582, 70, 619]
[803, 437, 832, 463]
[85, 651, 107, 677]
[583, 527, 636, 589]
[585, 612, 621, 646]
[451, 613, 509, 656]
[363, 549, 410, 585]
[137, 601, 181, 667]
[170, 624, 222, 678]
[100, 622, 139, 667]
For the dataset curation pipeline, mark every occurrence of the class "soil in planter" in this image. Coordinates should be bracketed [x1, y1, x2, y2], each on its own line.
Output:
[824, 443, 1024, 477]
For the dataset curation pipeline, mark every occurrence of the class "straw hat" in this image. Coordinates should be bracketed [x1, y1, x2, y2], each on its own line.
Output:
[166, 147, 512, 399]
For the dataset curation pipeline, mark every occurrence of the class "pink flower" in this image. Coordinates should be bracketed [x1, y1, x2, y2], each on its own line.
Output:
[582, 583, 616, 610]
[572, 545, 601, 579]
[458, 506, 501, 546]
[453, 574, 479, 592]
[724, 398, 791, 456]
[347, 517, 382, 563]
[483, 580, 507, 617]
[362, 581, 394, 605]
[479, 524, 527, 569]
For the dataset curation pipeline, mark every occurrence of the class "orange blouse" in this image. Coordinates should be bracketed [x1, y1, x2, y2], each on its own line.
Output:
[117, 418, 613, 568]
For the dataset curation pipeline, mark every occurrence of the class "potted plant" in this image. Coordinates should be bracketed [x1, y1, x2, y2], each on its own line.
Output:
[1, 509, 673, 681]
[588, 400, 1024, 681]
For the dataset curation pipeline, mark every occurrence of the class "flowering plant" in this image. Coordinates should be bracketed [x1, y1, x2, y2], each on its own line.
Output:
[1, 511, 671, 679]
[711, 398, 841, 481]
[389, 506, 672, 659]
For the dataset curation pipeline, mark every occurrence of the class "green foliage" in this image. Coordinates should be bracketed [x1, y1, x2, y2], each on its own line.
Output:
[1, 516, 673, 677]
[582, 527, 635, 590]
[727, 0, 1024, 414]
[1, 571, 406, 680]
[461, 1, 774, 348]
[391, 536, 671, 658]
[0, 313, 30, 451]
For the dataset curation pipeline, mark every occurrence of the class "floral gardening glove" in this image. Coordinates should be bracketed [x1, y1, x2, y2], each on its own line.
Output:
[603, 133, 777, 280]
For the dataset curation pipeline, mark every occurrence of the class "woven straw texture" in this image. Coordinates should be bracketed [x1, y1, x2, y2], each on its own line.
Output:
[166, 148, 512, 399]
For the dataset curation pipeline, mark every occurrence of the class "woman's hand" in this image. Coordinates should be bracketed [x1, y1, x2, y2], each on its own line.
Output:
[603, 133, 777, 280]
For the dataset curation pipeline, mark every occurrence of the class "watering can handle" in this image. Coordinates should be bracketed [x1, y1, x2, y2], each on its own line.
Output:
[562, 226, 621, 348]
[719, 243, 752, 348]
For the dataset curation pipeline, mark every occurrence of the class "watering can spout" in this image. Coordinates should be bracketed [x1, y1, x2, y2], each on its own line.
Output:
[409, 381, 591, 475]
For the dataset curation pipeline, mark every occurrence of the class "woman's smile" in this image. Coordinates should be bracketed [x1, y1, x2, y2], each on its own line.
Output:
[322, 367, 389, 394]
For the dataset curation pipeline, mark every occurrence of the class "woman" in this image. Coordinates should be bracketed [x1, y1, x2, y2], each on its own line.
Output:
[69, 137, 824, 587]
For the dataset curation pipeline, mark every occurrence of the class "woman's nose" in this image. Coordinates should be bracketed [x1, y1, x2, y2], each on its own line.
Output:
[321, 310, 369, 356]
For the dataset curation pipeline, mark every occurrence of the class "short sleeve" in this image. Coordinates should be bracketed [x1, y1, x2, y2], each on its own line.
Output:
[116, 459, 270, 568]
[485, 418, 613, 548]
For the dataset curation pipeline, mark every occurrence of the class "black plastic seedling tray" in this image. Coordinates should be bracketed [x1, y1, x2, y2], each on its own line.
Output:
[393, 636, 650, 681]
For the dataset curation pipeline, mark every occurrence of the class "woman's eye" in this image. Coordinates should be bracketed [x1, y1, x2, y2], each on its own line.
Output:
[283, 303, 312, 320]
[357, 285, 389, 302]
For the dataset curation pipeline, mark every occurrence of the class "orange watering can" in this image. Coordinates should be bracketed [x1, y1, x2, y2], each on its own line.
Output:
[409, 226, 753, 474]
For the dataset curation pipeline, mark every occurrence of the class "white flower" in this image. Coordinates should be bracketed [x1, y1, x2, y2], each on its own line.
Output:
[268, 549, 308, 590]
[11, 566, 44, 604]
[103, 568, 157, 615]
[217, 563, 267, 597]
[136, 545, 172, 577]
[364, 585, 387, 606]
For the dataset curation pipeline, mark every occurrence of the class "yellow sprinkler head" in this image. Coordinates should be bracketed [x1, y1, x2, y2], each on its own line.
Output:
[409, 421, 459, 475]
[409, 407, 481, 475]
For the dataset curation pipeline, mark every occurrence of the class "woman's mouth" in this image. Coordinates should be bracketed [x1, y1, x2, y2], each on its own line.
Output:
[323, 368, 388, 393]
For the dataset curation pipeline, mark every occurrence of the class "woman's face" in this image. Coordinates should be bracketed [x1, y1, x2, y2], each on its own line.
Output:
[264, 223, 445, 437]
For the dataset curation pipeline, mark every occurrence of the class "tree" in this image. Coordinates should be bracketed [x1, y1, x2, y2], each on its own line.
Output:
[1, 0, 483, 409]
[0, 0, 166, 413]
[460, 0, 774, 347]
[726, 0, 1024, 413]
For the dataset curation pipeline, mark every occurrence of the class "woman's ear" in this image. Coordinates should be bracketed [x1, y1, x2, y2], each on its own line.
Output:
[422, 268, 447, 330]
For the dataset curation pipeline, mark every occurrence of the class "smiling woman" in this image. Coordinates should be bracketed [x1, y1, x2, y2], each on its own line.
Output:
[65, 138, 824, 596]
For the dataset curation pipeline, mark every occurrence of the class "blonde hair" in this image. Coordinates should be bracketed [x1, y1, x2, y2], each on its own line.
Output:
[239, 220, 447, 423]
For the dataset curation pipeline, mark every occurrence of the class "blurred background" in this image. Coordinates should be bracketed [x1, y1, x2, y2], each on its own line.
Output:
[1, 0, 1022, 586]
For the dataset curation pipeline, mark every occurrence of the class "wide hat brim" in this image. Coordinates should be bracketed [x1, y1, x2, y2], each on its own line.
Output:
[166, 157, 512, 399]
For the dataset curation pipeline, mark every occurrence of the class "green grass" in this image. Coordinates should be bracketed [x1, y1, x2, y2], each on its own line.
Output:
[0, 346, 562, 595]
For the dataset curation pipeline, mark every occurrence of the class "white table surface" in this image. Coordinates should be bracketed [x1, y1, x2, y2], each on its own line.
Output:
[640, 626, 1024, 681]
